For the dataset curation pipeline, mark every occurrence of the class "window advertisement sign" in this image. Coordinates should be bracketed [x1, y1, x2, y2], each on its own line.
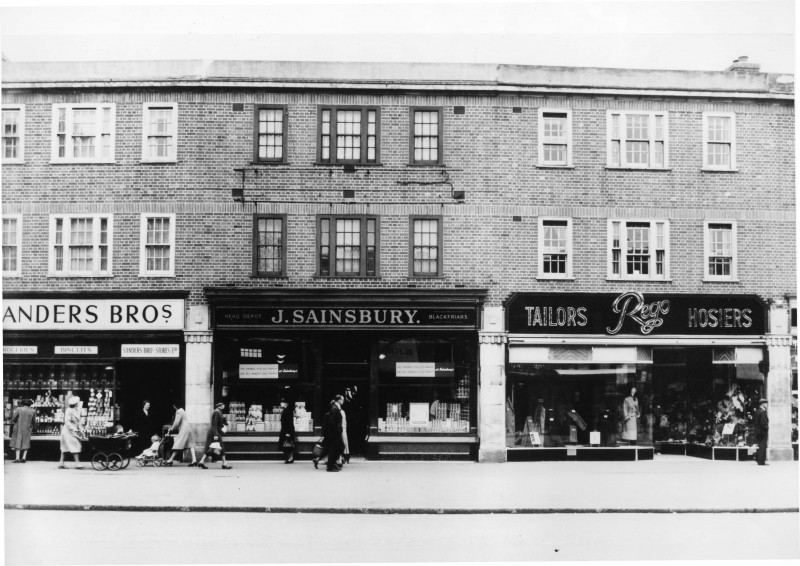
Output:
[239, 364, 299, 379]
[3, 298, 185, 331]
[506, 292, 766, 336]
[121, 344, 180, 358]
[396, 362, 455, 378]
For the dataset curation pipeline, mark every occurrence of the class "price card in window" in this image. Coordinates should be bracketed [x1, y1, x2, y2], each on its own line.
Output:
[722, 423, 736, 435]
[409, 403, 430, 426]
[529, 431, 541, 446]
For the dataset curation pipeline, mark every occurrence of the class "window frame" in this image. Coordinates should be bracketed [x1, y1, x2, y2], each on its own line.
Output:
[538, 217, 573, 279]
[139, 213, 176, 277]
[2, 214, 22, 277]
[316, 106, 380, 165]
[2, 105, 25, 164]
[409, 215, 443, 278]
[141, 103, 178, 163]
[51, 103, 116, 164]
[252, 213, 288, 278]
[409, 107, 443, 166]
[607, 219, 670, 281]
[703, 220, 738, 281]
[606, 110, 669, 169]
[316, 214, 380, 278]
[253, 104, 288, 164]
[537, 109, 573, 167]
[48, 213, 113, 277]
[702, 111, 737, 171]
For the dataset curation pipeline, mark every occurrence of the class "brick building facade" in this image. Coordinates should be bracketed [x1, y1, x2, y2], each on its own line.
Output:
[2, 59, 796, 462]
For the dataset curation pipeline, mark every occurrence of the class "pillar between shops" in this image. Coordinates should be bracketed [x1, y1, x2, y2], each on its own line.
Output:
[479, 306, 508, 463]
[766, 304, 793, 462]
[184, 305, 213, 446]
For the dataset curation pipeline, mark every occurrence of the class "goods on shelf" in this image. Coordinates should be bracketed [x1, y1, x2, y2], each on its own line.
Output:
[379, 402, 469, 433]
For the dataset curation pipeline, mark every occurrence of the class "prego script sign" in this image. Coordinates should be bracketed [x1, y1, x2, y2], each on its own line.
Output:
[506, 292, 765, 336]
[3, 299, 185, 331]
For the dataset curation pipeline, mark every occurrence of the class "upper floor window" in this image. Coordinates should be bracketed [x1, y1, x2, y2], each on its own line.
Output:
[410, 108, 442, 165]
[318, 107, 379, 164]
[704, 221, 737, 281]
[51, 104, 116, 163]
[318, 215, 378, 277]
[2, 105, 24, 164]
[49, 214, 113, 277]
[2, 215, 22, 277]
[140, 214, 175, 277]
[410, 216, 442, 277]
[608, 220, 669, 280]
[703, 112, 736, 170]
[142, 103, 177, 162]
[253, 214, 286, 277]
[607, 111, 668, 169]
[538, 109, 572, 167]
[538, 218, 573, 278]
[254, 105, 287, 163]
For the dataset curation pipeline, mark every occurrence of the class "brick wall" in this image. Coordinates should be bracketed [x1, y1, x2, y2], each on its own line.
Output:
[2, 89, 795, 307]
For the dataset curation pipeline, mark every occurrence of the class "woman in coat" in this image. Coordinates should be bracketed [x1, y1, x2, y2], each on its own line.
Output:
[164, 402, 198, 466]
[278, 398, 296, 464]
[11, 399, 35, 463]
[198, 402, 232, 469]
[622, 386, 640, 445]
[133, 399, 157, 453]
[58, 396, 85, 469]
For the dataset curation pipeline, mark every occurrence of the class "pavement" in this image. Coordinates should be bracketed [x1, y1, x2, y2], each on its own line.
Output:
[4, 455, 800, 514]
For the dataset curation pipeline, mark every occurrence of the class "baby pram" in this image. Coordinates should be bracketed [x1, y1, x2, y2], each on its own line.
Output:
[135, 431, 174, 467]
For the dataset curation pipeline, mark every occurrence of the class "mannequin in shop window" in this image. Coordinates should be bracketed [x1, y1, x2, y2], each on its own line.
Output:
[622, 387, 640, 445]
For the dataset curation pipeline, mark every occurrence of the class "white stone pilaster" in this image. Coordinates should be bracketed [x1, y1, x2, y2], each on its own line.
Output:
[478, 306, 508, 463]
[184, 305, 213, 444]
[766, 332, 794, 461]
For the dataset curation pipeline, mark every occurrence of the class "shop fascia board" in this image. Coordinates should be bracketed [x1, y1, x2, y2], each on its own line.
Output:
[508, 335, 766, 346]
[204, 287, 488, 306]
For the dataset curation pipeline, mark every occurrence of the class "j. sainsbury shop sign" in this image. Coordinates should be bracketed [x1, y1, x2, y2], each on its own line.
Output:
[3, 299, 185, 331]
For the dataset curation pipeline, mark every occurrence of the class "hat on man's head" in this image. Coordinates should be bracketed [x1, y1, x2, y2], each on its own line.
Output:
[215, 402, 225, 409]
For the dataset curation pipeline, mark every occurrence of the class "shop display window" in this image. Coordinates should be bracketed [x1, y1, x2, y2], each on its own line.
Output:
[506, 362, 650, 448]
[377, 338, 475, 434]
[3, 363, 117, 438]
[216, 337, 315, 433]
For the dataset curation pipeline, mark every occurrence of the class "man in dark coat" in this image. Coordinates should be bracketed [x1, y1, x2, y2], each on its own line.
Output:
[754, 398, 769, 466]
[198, 402, 232, 470]
[323, 396, 344, 472]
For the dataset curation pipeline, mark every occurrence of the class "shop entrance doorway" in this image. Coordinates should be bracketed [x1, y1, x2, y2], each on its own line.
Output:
[320, 336, 371, 456]
[117, 359, 183, 437]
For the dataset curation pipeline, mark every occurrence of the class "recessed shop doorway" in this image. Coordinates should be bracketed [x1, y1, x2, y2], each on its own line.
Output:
[319, 336, 371, 456]
[116, 359, 183, 435]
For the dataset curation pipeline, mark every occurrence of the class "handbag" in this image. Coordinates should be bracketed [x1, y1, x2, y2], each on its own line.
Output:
[280, 435, 295, 450]
[312, 437, 325, 457]
[221, 425, 228, 434]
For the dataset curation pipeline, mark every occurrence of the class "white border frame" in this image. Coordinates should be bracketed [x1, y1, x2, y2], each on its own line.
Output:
[1, 105, 25, 164]
[538, 108, 573, 167]
[702, 111, 737, 171]
[48, 213, 114, 277]
[606, 110, 670, 169]
[2, 214, 23, 277]
[139, 213, 176, 277]
[537, 216, 573, 279]
[141, 102, 178, 163]
[51, 103, 116, 164]
[607, 218, 670, 281]
[703, 219, 738, 282]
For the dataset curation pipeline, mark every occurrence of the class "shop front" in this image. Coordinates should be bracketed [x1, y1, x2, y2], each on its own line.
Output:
[504, 292, 774, 462]
[3, 293, 187, 460]
[205, 288, 485, 460]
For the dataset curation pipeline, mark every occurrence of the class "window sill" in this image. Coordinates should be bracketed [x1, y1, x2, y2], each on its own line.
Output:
[406, 163, 446, 168]
[50, 160, 116, 165]
[2, 273, 22, 278]
[605, 277, 673, 283]
[702, 278, 741, 283]
[701, 168, 738, 173]
[604, 167, 672, 172]
[536, 164, 575, 169]
[140, 159, 177, 165]
[313, 162, 384, 168]
[312, 275, 382, 280]
[47, 274, 114, 278]
[536, 276, 576, 281]
[2, 160, 24, 165]
[139, 273, 176, 278]
[251, 275, 289, 280]
[249, 161, 292, 166]
[408, 275, 444, 280]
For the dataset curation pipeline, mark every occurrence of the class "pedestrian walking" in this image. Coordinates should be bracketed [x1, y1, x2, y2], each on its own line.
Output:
[339, 394, 350, 465]
[164, 402, 198, 466]
[198, 402, 232, 469]
[133, 399, 157, 454]
[755, 398, 769, 465]
[278, 398, 296, 464]
[58, 396, 85, 469]
[10, 399, 35, 463]
[323, 396, 345, 472]
[312, 400, 335, 469]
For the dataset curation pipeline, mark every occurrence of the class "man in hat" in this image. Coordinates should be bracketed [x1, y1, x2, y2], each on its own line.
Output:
[754, 398, 769, 466]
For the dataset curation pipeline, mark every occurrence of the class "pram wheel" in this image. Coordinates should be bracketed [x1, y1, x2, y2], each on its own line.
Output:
[91, 453, 109, 471]
[153, 459, 162, 467]
[107, 453, 124, 471]
[136, 459, 145, 467]
[121, 456, 131, 469]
